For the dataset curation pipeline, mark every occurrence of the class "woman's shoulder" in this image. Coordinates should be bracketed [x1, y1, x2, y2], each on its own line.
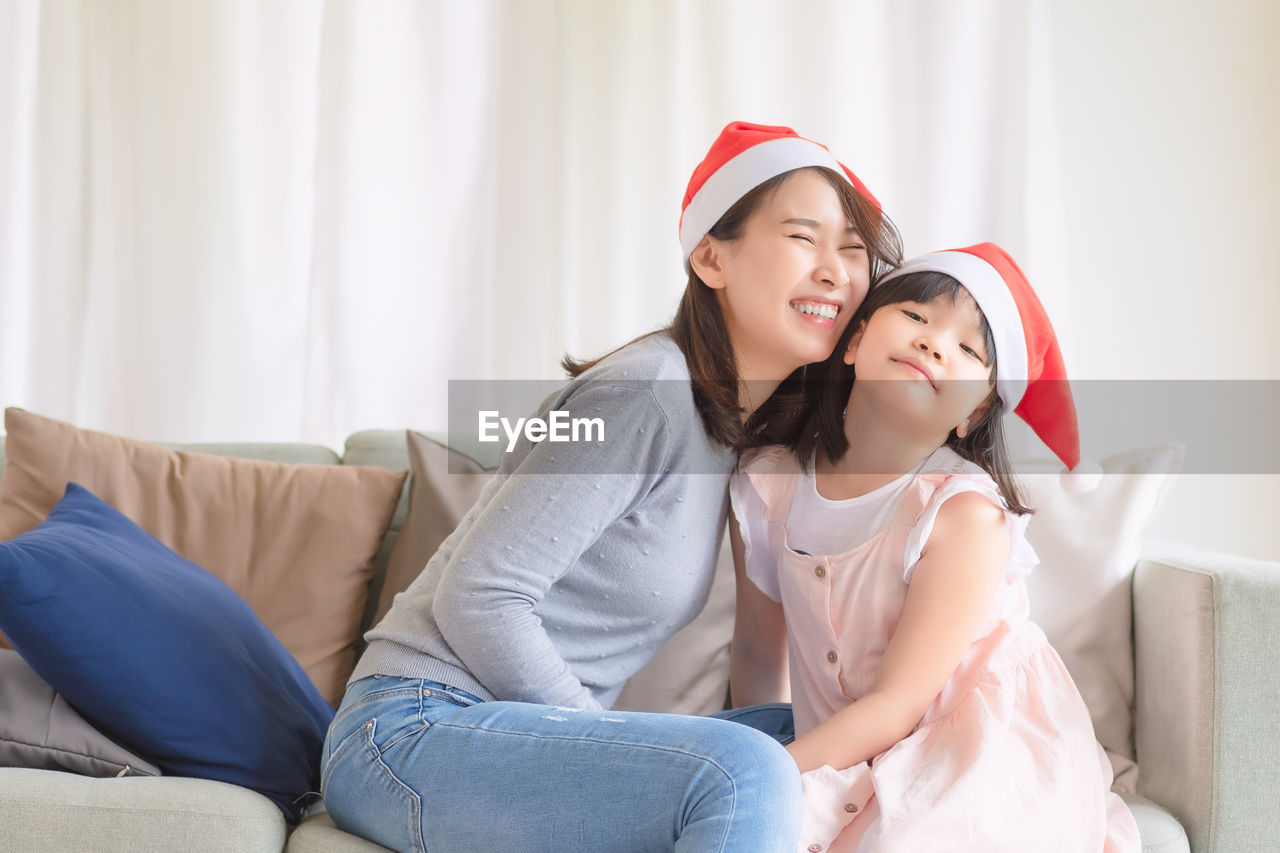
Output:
[558, 332, 716, 454]
[571, 332, 709, 436]
[581, 332, 689, 385]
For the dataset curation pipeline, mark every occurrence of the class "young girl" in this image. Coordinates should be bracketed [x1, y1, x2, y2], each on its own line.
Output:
[321, 122, 903, 853]
[730, 243, 1141, 852]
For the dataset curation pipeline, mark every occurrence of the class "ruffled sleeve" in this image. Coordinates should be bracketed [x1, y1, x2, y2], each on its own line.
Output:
[728, 446, 797, 603]
[901, 466, 1038, 585]
[729, 468, 782, 602]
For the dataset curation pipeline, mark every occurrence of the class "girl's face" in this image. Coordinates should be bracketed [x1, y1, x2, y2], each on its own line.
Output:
[697, 169, 870, 381]
[846, 290, 995, 436]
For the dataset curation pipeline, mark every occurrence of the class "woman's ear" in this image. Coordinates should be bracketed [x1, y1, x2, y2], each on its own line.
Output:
[688, 235, 726, 290]
[842, 322, 867, 365]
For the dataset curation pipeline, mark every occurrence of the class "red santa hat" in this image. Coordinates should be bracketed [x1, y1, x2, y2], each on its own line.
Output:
[679, 121, 880, 259]
[880, 242, 1100, 491]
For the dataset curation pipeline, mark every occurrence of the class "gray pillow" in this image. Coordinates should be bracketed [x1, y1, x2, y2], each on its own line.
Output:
[0, 650, 160, 777]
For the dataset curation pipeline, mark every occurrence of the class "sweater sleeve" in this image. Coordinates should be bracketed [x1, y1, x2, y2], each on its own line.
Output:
[432, 382, 674, 710]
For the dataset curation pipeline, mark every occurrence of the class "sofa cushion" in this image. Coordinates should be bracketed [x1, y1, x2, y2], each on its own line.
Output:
[0, 408, 406, 706]
[0, 650, 160, 778]
[285, 811, 394, 852]
[0, 767, 286, 853]
[373, 431, 495, 627]
[0, 483, 334, 820]
[1019, 444, 1183, 793]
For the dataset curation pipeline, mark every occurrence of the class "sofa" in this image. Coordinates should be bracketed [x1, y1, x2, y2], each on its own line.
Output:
[0, 414, 1276, 853]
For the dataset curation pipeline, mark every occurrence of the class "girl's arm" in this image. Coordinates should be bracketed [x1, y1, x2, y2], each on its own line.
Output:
[728, 512, 790, 707]
[786, 491, 1010, 773]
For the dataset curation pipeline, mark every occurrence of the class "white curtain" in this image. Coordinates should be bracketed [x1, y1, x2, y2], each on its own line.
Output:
[0, 0, 1064, 447]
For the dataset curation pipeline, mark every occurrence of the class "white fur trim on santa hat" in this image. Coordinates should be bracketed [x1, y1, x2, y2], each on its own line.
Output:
[880, 251, 1029, 411]
[679, 136, 847, 258]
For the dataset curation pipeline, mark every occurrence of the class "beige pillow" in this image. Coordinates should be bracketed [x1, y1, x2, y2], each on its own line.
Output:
[378, 430, 734, 716]
[374, 431, 496, 627]
[0, 408, 406, 707]
[1018, 444, 1183, 793]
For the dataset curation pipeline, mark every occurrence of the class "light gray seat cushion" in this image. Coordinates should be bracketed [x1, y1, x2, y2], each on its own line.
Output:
[284, 796, 1188, 852]
[286, 811, 393, 852]
[0, 767, 285, 852]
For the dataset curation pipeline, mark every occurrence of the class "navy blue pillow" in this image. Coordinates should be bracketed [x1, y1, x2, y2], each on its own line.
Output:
[0, 483, 334, 821]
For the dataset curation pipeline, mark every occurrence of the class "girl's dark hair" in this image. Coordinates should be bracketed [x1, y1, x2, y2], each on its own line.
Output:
[751, 270, 1032, 515]
[563, 166, 904, 449]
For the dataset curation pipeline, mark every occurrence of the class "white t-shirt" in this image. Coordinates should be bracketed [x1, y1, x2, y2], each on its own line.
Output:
[730, 447, 1038, 602]
[785, 457, 926, 557]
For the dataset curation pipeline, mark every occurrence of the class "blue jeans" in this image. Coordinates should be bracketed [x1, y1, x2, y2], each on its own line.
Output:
[321, 675, 800, 852]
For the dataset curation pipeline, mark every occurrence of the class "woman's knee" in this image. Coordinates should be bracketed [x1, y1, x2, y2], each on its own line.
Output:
[709, 721, 803, 802]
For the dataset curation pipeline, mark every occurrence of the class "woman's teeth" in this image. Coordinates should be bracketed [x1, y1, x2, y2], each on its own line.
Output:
[790, 302, 838, 320]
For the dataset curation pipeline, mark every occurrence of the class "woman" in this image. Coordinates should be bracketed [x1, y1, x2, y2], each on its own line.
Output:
[321, 121, 903, 852]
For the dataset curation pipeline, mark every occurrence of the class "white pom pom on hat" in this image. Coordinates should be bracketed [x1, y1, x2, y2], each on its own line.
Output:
[678, 121, 881, 260]
[880, 242, 1098, 492]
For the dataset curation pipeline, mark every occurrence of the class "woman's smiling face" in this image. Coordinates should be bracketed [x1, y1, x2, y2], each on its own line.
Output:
[704, 168, 871, 382]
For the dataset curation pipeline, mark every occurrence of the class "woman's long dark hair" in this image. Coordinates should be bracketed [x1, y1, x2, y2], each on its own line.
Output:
[750, 270, 1032, 515]
[564, 166, 903, 450]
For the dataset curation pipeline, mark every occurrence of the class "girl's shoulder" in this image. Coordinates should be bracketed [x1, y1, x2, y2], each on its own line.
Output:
[906, 447, 1005, 526]
[917, 446, 990, 481]
[913, 447, 1000, 505]
[733, 445, 803, 516]
[738, 444, 800, 478]
[902, 447, 1039, 583]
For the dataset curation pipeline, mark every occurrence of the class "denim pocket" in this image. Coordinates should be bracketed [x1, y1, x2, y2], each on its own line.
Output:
[322, 717, 426, 853]
[379, 690, 469, 754]
[321, 718, 375, 796]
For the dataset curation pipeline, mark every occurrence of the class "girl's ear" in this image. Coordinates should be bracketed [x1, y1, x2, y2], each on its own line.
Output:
[843, 322, 867, 365]
[954, 402, 991, 440]
[688, 235, 726, 290]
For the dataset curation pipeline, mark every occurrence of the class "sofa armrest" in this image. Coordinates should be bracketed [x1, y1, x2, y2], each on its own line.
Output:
[1133, 544, 1280, 853]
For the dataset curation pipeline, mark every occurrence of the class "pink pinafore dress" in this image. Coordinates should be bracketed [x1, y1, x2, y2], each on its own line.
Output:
[736, 446, 1140, 853]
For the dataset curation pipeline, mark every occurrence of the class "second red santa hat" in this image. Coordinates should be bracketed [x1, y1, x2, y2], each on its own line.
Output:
[880, 242, 1099, 490]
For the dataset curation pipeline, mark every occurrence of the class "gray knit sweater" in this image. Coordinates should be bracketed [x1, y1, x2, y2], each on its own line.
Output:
[351, 333, 737, 710]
